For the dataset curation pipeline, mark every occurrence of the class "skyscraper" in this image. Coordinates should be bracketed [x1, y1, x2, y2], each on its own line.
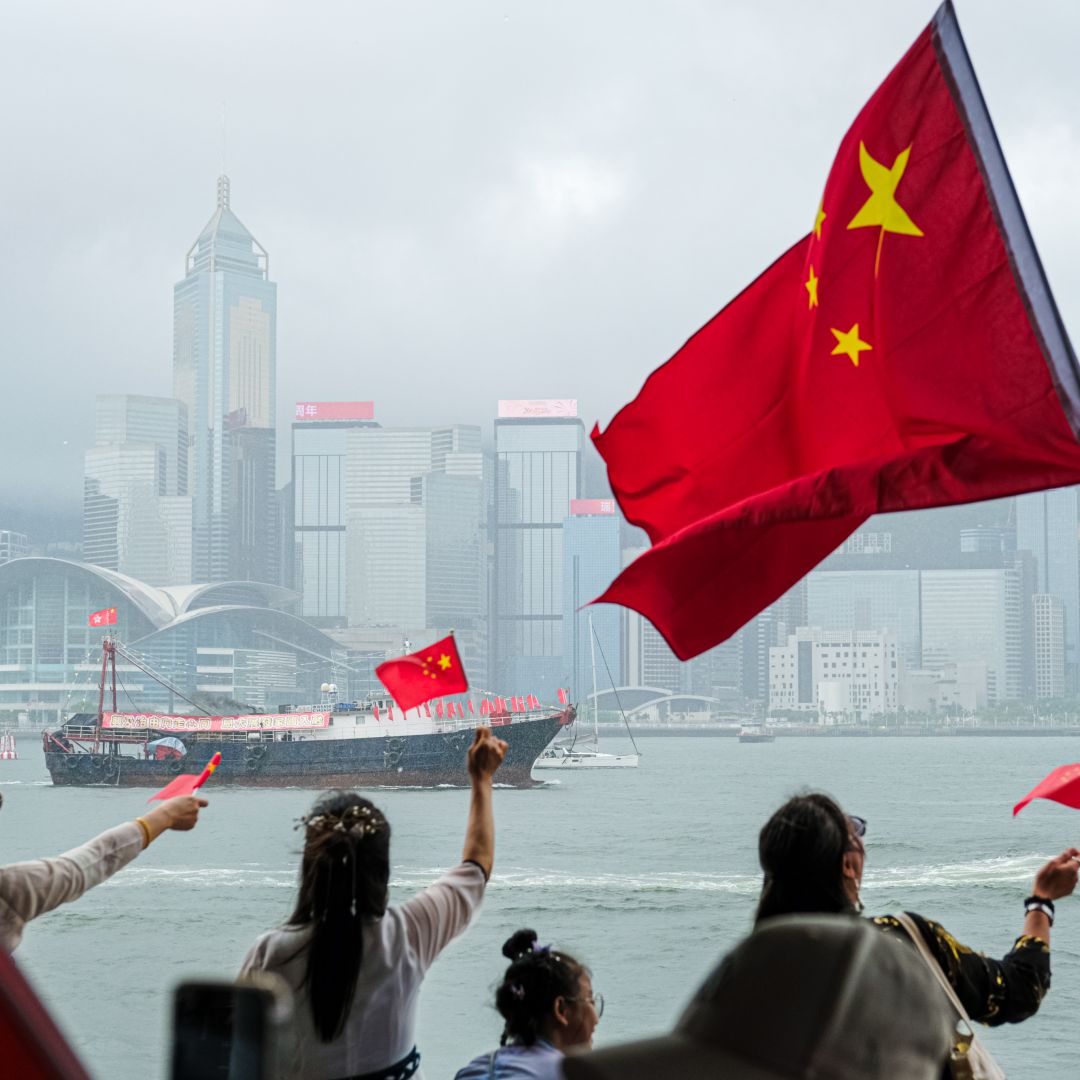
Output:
[292, 402, 380, 624]
[921, 567, 1023, 703]
[1015, 488, 1080, 690]
[173, 176, 277, 583]
[563, 500, 621, 703]
[343, 424, 487, 682]
[83, 395, 191, 584]
[1033, 593, 1066, 699]
[493, 400, 585, 695]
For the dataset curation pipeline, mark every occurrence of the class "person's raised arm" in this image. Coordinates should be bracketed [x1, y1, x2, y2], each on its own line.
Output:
[1023, 847, 1080, 946]
[462, 727, 507, 880]
[0, 795, 207, 952]
[136, 795, 208, 847]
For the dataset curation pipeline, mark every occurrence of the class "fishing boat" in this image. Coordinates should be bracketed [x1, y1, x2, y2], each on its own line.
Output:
[533, 616, 640, 771]
[42, 640, 572, 789]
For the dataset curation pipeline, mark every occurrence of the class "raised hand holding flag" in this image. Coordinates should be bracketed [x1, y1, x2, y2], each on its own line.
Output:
[148, 751, 222, 802]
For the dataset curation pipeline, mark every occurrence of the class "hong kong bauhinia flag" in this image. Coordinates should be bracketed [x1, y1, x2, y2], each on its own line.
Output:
[375, 634, 469, 712]
[88, 607, 117, 628]
[592, 2, 1080, 660]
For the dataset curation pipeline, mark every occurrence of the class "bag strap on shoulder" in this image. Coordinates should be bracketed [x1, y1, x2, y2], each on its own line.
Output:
[893, 912, 973, 1023]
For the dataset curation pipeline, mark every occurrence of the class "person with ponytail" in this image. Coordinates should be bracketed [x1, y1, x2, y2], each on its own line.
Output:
[239, 726, 507, 1080]
[453, 929, 601, 1079]
[756, 791, 1080, 1029]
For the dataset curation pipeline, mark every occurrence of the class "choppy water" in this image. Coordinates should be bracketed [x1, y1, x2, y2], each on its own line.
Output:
[5, 735, 1080, 1077]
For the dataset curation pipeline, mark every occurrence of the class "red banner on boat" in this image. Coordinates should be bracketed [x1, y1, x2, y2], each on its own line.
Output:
[102, 712, 331, 733]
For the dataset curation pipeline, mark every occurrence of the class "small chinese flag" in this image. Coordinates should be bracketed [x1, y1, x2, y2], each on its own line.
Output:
[467, 700, 475, 716]
[557, 688, 570, 706]
[1014, 764, 1080, 816]
[375, 634, 469, 712]
[88, 607, 117, 627]
[592, 2, 1080, 660]
[148, 752, 221, 802]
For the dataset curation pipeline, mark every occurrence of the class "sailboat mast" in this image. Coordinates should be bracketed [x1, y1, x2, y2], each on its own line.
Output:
[588, 612, 599, 741]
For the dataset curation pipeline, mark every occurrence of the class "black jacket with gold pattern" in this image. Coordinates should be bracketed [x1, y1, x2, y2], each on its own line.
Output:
[872, 912, 1049, 1025]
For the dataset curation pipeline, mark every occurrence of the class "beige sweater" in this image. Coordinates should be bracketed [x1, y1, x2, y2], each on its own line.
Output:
[0, 822, 144, 952]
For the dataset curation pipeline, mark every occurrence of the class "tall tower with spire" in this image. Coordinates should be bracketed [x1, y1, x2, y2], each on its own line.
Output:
[173, 176, 277, 583]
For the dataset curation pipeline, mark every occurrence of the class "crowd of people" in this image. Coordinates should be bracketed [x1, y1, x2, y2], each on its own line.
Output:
[2, 728, 1078, 1078]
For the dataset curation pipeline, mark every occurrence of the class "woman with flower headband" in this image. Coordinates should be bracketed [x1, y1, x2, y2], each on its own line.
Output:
[239, 725, 507, 1080]
[453, 929, 601, 1080]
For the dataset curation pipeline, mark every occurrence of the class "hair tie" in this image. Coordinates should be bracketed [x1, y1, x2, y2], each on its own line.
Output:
[531, 942, 551, 956]
[510, 983, 525, 1000]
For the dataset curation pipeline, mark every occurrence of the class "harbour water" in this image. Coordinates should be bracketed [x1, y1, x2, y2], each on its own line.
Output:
[5, 734, 1080, 1077]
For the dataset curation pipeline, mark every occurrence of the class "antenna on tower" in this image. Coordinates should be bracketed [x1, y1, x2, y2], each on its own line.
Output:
[220, 100, 228, 176]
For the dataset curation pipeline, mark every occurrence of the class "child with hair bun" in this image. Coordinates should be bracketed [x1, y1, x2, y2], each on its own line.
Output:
[454, 928, 601, 1079]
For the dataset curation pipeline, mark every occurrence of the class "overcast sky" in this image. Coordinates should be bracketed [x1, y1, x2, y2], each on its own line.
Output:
[2, 0, 1077, 534]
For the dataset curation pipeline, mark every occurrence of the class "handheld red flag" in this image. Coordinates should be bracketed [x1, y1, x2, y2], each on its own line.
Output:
[88, 607, 117, 628]
[375, 634, 468, 712]
[592, 2, 1080, 660]
[148, 751, 222, 802]
[1014, 764, 1080, 816]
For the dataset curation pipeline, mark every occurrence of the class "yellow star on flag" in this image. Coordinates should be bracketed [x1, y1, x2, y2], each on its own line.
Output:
[438, 654, 452, 671]
[847, 142, 923, 274]
[814, 199, 826, 240]
[830, 323, 872, 367]
[805, 265, 819, 309]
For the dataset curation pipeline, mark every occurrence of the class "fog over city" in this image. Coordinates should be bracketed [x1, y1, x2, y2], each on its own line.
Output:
[2, 0, 1078, 534]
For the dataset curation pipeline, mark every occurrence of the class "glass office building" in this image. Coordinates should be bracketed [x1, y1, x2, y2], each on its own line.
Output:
[562, 503, 622, 702]
[173, 176, 277, 582]
[921, 567, 1023, 703]
[293, 411, 379, 624]
[83, 396, 192, 585]
[493, 403, 585, 695]
[1016, 488, 1080, 690]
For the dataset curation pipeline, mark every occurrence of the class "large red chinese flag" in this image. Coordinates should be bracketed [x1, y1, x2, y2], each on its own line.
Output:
[375, 634, 469, 711]
[593, 2, 1080, 660]
[88, 608, 117, 628]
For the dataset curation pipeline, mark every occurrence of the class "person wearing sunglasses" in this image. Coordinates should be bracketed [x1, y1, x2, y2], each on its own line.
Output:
[454, 928, 601, 1079]
[755, 792, 1080, 1028]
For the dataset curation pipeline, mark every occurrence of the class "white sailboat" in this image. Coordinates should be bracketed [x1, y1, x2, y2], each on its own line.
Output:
[533, 615, 640, 770]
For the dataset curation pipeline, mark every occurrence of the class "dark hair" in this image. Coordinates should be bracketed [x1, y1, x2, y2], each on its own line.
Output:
[287, 791, 391, 1042]
[494, 929, 587, 1047]
[755, 792, 857, 923]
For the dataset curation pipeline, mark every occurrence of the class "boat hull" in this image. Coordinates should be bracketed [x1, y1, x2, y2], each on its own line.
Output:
[533, 752, 639, 769]
[44, 714, 565, 789]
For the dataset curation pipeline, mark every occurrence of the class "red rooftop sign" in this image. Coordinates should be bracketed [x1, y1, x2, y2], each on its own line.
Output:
[295, 402, 375, 421]
[570, 499, 616, 515]
[498, 399, 578, 418]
